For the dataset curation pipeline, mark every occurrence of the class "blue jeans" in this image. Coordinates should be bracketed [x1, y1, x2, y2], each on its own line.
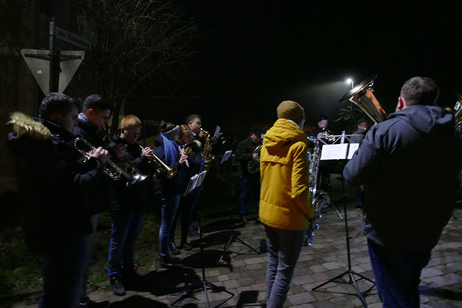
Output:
[238, 176, 260, 217]
[38, 236, 87, 308]
[264, 224, 305, 308]
[159, 194, 181, 256]
[368, 239, 431, 308]
[108, 207, 146, 276]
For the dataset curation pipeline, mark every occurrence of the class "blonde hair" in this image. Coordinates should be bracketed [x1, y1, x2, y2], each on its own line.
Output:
[121, 115, 141, 128]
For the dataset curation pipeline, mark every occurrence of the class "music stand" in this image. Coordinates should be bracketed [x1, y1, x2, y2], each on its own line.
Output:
[312, 170, 375, 307]
[172, 198, 234, 308]
[218, 200, 260, 264]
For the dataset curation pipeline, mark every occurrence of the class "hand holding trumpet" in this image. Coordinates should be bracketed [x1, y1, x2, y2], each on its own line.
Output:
[87, 147, 108, 163]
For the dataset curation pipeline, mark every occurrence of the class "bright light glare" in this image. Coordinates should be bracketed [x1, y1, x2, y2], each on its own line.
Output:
[346, 78, 352, 84]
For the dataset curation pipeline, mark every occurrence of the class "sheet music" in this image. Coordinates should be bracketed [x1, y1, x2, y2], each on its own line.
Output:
[220, 150, 233, 164]
[183, 171, 207, 196]
[213, 126, 221, 139]
[320, 144, 349, 160]
[348, 143, 360, 159]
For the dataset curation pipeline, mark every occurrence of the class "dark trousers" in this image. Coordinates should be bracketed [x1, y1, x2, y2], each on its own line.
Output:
[368, 239, 431, 308]
[238, 176, 261, 218]
[39, 236, 87, 308]
[171, 190, 196, 245]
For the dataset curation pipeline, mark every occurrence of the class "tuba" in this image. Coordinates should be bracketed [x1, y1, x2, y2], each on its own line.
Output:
[247, 144, 262, 174]
[304, 137, 330, 246]
[73, 133, 147, 186]
[340, 74, 386, 125]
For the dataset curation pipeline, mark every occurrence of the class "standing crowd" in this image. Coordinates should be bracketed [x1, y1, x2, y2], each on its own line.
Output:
[7, 76, 462, 308]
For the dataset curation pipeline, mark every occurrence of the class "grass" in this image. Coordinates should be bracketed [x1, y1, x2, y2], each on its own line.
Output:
[0, 203, 161, 306]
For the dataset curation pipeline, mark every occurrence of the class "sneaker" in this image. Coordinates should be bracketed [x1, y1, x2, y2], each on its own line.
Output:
[109, 275, 126, 296]
[159, 254, 183, 268]
[241, 216, 248, 224]
[170, 242, 181, 255]
[181, 242, 193, 251]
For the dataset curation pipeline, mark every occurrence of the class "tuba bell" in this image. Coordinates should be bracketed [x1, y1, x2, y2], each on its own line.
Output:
[339, 74, 386, 124]
[247, 144, 262, 174]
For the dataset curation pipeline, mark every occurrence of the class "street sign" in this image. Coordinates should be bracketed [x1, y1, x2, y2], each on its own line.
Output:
[55, 26, 91, 51]
[21, 49, 85, 95]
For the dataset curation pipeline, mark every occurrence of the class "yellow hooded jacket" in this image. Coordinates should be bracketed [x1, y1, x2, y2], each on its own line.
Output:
[259, 118, 315, 231]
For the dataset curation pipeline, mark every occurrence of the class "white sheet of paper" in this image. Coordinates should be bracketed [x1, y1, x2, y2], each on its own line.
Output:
[320, 144, 348, 160]
[348, 143, 360, 159]
[220, 150, 233, 164]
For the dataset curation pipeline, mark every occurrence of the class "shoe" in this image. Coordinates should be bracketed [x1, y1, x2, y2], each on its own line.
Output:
[170, 242, 181, 255]
[109, 275, 126, 296]
[181, 242, 193, 251]
[159, 254, 183, 268]
[356, 203, 363, 209]
[241, 217, 248, 224]
[255, 218, 261, 224]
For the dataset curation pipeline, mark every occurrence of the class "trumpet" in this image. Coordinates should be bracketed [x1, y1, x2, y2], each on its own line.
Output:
[73, 133, 147, 187]
[139, 145, 177, 178]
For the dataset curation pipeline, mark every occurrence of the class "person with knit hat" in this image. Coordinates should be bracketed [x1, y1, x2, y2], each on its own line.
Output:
[154, 121, 188, 267]
[235, 125, 264, 224]
[260, 100, 315, 308]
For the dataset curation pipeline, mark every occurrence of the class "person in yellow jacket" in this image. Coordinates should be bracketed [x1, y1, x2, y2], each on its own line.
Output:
[259, 100, 315, 308]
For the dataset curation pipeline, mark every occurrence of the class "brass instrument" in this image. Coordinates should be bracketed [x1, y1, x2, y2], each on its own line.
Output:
[304, 137, 330, 246]
[454, 92, 462, 132]
[340, 74, 385, 124]
[247, 144, 262, 174]
[73, 133, 147, 186]
[201, 129, 215, 171]
[139, 145, 177, 178]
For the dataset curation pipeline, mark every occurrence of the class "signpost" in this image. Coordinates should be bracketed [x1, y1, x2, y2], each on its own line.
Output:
[21, 21, 91, 95]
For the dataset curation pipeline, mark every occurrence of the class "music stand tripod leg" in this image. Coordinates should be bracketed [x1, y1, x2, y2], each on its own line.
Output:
[312, 184, 375, 307]
[173, 202, 234, 308]
[219, 204, 260, 264]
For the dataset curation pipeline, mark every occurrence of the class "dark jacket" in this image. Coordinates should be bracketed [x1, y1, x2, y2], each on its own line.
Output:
[109, 130, 156, 210]
[7, 116, 105, 254]
[154, 135, 185, 195]
[74, 113, 118, 213]
[235, 136, 261, 179]
[343, 105, 462, 253]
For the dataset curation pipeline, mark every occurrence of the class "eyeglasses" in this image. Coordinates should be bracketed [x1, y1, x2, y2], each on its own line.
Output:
[125, 130, 141, 137]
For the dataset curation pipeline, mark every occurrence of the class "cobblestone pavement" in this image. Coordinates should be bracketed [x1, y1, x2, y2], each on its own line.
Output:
[10, 186, 462, 308]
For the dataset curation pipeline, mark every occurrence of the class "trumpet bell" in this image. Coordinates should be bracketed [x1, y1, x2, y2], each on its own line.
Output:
[340, 73, 384, 124]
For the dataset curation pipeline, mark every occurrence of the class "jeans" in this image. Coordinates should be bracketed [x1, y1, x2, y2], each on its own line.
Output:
[159, 194, 181, 256]
[80, 214, 99, 303]
[264, 224, 305, 308]
[38, 237, 87, 308]
[368, 239, 431, 308]
[108, 207, 147, 276]
[238, 176, 260, 217]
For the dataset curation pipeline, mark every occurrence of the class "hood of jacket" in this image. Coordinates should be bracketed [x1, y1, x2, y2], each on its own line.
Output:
[7, 113, 74, 156]
[263, 118, 308, 153]
[388, 105, 455, 136]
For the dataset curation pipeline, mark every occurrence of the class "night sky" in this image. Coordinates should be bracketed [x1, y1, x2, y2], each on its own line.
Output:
[175, 1, 462, 133]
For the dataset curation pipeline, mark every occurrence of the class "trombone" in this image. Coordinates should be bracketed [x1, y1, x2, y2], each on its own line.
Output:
[139, 145, 177, 178]
[73, 133, 147, 187]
